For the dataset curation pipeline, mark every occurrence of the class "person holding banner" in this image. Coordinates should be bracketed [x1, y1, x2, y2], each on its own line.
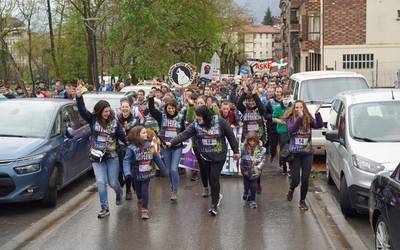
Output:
[148, 96, 185, 202]
[166, 106, 240, 216]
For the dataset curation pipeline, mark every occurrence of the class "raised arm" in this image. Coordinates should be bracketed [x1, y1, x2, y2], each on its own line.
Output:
[236, 93, 246, 115]
[76, 95, 93, 124]
[148, 96, 162, 126]
[311, 112, 324, 129]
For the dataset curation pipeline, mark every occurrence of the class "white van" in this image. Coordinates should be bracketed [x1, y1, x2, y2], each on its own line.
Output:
[290, 71, 369, 154]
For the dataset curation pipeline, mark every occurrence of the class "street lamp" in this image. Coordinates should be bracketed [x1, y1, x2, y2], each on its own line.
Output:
[82, 17, 100, 89]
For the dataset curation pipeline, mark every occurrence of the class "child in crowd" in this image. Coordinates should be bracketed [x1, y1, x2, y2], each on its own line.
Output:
[123, 126, 168, 219]
[240, 132, 266, 209]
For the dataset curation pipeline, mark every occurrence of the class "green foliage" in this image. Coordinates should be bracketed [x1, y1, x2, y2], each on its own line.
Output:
[262, 7, 273, 26]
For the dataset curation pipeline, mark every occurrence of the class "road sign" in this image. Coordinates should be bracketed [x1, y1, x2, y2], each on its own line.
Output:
[168, 63, 194, 87]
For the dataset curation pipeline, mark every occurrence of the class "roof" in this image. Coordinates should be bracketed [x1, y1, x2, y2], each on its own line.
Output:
[338, 89, 400, 105]
[290, 71, 366, 81]
[242, 25, 280, 34]
[83, 92, 126, 98]
[1, 98, 72, 108]
[1, 17, 25, 28]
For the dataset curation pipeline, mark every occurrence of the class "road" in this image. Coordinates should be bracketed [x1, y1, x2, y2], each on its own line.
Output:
[312, 156, 374, 250]
[0, 174, 94, 247]
[14, 163, 333, 250]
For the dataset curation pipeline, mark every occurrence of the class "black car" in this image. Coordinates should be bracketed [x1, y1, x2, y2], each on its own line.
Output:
[369, 164, 400, 250]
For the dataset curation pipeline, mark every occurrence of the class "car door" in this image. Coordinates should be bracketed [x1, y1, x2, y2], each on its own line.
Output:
[387, 167, 400, 249]
[61, 105, 80, 181]
[326, 99, 343, 185]
[70, 104, 91, 176]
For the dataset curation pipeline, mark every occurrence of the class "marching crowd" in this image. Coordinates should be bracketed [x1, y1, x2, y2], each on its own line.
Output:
[0, 75, 324, 220]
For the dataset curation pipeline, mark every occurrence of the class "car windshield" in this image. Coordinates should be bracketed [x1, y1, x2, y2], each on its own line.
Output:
[83, 95, 122, 113]
[0, 101, 55, 138]
[350, 101, 400, 142]
[300, 77, 368, 103]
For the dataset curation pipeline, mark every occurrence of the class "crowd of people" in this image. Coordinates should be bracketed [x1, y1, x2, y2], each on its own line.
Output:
[1, 74, 323, 220]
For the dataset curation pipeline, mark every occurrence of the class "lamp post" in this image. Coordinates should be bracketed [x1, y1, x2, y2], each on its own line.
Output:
[83, 17, 100, 89]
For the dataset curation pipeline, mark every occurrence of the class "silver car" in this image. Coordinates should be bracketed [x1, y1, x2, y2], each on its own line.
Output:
[325, 89, 400, 217]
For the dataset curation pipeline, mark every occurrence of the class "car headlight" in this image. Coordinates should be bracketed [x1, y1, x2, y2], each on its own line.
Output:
[14, 164, 41, 174]
[15, 154, 45, 163]
[352, 155, 385, 174]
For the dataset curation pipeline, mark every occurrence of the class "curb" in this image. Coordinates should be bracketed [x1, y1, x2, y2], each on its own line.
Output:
[307, 185, 369, 250]
[2, 184, 97, 250]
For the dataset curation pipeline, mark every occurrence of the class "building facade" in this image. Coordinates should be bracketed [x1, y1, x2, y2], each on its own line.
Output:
[242, 25, 280, 60]
[4, 17, 28, 66]
[280, 0, 400, 87]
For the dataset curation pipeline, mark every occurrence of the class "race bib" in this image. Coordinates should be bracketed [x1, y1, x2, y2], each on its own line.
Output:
[139, 164, 151, 172]
[97, 135, 108, 142]
[202, 139, 217, 146]
[247, 124, 259, 131]
[165, 130, 177, 138]
[295, 137, 309, 146]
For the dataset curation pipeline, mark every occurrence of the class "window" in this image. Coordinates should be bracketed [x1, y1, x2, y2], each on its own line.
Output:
[308, 11, 320, 41]
[338, 104, 346, 140]
[329, 100, 342, 130]
[51, 112, 62, 137]
[62, 105, 82, 130]
[342, 54, 374, 69]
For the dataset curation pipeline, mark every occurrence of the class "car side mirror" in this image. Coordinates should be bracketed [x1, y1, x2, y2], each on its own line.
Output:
[326, 130, 341, 143]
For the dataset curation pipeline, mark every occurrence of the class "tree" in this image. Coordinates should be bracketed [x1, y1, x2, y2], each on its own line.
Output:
[46, 0, 61, 79]
[262, 7, 273, 26]
[18, 0, 39, 85]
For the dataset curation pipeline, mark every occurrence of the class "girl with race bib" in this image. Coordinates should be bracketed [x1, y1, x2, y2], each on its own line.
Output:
[123, 126, 169, 219]
[285, 100, 323, 211]
[148, 96, 185, 202]
[240, 132, 266, 209]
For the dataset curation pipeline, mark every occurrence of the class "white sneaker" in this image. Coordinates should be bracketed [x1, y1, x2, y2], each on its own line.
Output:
[217, 193, 223, 207]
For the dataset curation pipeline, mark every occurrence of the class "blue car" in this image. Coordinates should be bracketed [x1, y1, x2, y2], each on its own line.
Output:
[0, 99, 91, 207]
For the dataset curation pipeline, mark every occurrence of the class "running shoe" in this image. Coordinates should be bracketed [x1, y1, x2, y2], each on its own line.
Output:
[170, 192, 178, 203]
[202, 187, 210, 197]
[141, 209, 150, 219]
[125, 191, 132, 200]
[97, 208, 110, 219]
[299, 200, 309, 211]
[249, 201, 257, 209]
[208, 207, 218, 216]
[116, 193, 123, 206]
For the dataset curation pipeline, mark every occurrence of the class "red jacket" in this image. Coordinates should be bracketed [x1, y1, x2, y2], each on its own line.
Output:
[220, 110, 238, 127]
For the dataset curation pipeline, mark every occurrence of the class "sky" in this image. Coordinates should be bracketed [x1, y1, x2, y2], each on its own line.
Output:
[233, 0, 280, 24]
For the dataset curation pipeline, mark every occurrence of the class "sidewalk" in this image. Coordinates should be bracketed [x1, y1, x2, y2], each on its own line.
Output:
[18, 165, 333, 250]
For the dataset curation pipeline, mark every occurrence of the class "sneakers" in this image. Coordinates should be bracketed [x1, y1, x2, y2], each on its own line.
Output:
[287, 189, 294, 201]
[299, 200, 309, 211]
[125, 191, 132, 200]
[170, 192, 178, 203]
[191, 172, 199, 181]
[141, 209, 150, 219]
[208, 207, 218, 216]
[116, 193, 123, 206]
[249, 201, 257, 209]
[202, 187, 210, 197]
[97, 208, 110, 219]
[217, 193, 223, 207]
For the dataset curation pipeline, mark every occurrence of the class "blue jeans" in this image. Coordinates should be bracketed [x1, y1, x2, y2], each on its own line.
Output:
[92, 157, 122, 209]
[161, 147, 183, 193]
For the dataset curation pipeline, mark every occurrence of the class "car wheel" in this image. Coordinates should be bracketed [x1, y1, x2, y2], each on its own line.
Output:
[375, 215, 391, 250]
[339, 176, 356, 217]
[42, 167, 58, 207]
[326, 165, 334, 186]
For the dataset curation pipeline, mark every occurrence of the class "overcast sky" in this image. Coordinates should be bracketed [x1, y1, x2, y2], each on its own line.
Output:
[233, 0, 280, 24]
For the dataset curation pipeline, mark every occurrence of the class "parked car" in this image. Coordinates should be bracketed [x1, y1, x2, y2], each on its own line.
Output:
[120, 85, 159, 97]
[82, 92, 131, 114]
[0, 99, 92, 207]
[290, 71, 369, 154]
[369, 164, 400, 250]
[325, 89, 400, 216]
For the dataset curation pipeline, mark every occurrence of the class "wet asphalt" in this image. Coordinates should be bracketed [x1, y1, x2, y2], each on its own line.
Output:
[22, 162, 332, 250]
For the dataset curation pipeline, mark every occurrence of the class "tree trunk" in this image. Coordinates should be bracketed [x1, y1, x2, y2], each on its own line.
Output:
[28, 19, 34, 84]
[46, 0, 60, 79]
